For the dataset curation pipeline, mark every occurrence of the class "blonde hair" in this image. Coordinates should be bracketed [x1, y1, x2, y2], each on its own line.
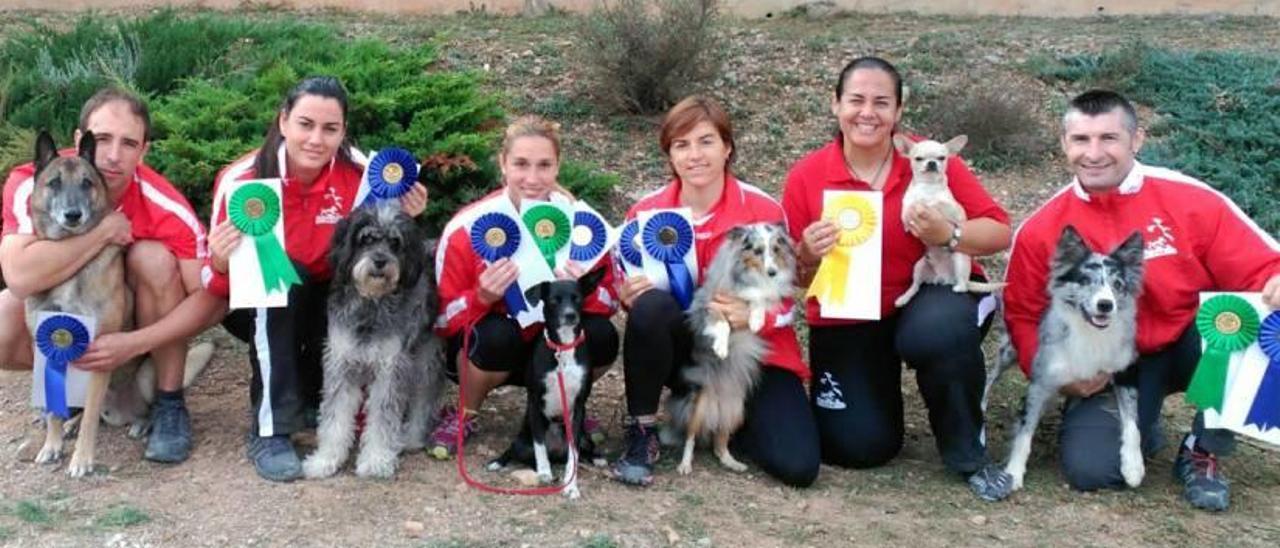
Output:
[499, 114, 573, 198]
[500, 115, 562, 159]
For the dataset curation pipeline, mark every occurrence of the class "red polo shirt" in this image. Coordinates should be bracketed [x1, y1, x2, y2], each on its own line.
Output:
[626, 175, 808, 380]
[781, 137, 1009, 326]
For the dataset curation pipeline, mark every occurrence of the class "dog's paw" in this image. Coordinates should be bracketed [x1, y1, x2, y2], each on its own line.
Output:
[591, 457, 607, 467]
[355, 452, 397, 479]
[748, 308, 766, 333]
[563, 483, 581, 500]
[126, 420, 151, 440]
[61, 416, 81, 437]
[485, 459, 505, 472]
[712, 335, 729, 360]
[1120, 449, 1145, 488]
[719, 454, 748, 473]
[952, 282, 968, 293]
[676, 460, 692, 475]
[537, 471, 554, 485]
[1005, 469, 1024, 492]
[66, 454, 96, 478]
[34, 443, 64, 464]
[893, 294, 911, 307]
[302, 454, 341, 479]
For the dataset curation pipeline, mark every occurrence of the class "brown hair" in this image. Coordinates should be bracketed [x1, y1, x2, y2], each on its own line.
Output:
[254, 76, 356, 179]
[658, 96, 736, 169]
[79, 87, 152, 142]
[500, 115, 562, 160]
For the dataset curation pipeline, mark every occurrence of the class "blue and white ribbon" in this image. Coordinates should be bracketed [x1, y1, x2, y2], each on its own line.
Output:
[617, 219, 643, 273]
[570, 210, 609, 263]
[357, 147, 419, 207]
[469, 212, 528, 315]
[642, 211, 695, 310]
[1246, 311, 1280, 431]
[35, 315, 89, 419]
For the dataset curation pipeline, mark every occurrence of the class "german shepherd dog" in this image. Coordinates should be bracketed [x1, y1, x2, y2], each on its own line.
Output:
[668, 223, 795, 475]
[986, 226, 1145, 492]
[26, 131, 134, 477]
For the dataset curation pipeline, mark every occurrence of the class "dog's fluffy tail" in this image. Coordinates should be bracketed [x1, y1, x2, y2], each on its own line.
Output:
[982, 334, 1018, 413]
[136, 341, 215, 403]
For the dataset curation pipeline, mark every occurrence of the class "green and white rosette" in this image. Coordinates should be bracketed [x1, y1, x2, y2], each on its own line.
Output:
[228, 182, 301, 294]
[1187, 294, 1260, 412]
[522, 203, 571, 271]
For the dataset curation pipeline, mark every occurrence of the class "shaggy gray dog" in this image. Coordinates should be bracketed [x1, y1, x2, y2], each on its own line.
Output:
[302, 204, 445, 479]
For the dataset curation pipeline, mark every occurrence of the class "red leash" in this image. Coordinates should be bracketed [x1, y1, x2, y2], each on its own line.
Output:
[454, 321, 581, 495]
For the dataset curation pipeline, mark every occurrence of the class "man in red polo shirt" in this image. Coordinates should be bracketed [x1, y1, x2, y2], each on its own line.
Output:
[1003, 90, 1280, 510]
[0, 88, 227, 464]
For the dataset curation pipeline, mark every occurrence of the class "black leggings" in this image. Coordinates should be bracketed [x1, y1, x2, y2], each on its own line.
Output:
[809, 284, 995, 475]
[222, 272, 328, 437]
[624, 290, 820, 487]
[445, 312, 619, 386]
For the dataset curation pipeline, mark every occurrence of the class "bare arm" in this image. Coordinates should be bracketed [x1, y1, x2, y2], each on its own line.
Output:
[0, 212, 133, 298]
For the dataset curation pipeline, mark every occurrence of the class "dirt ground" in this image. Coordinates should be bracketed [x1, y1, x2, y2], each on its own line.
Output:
[2, 8, 1280, 548]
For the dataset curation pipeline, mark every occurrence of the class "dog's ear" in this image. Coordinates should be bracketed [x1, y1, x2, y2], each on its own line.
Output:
[1052, 225, 1092, 274]
[892, 134, 914, 157]
[77, 130, 97, 165]
[1112, 230, 1146, 291]
[328, 211, 358, 286]
[944, 135, 968, 155]
[398, 214, 428, 291]
[577, 266, 607, 297]
[727, 225, 750, 244]
[523, 281, 547, 308]
[34, 131, 58, 176]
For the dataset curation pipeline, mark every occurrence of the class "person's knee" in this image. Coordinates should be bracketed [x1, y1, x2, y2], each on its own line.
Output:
[819, 419, 902, 469]
[469, 316, 523, 372]
[764, 451, 820, 488]
[1060, 445, 1122, 491]
[896, 325, 980, 368]
[584, 314, 620, 367]
[126, 241, 180, 293]
[627, 290, 680, 332]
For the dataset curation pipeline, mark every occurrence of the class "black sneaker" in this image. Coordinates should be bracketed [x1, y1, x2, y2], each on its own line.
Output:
[247, 434, 302, 482]
[144, 398, 192, 464]
[967, 463, 1014, 502]
[610, 421, 659, 487]
[1173, 439, 1230, 511]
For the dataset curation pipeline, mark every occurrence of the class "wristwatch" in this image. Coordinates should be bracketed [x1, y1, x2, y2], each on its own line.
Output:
[945, 223, 963, 251]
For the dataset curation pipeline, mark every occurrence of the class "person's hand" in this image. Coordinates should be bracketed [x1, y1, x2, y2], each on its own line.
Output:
[618, 275, 654, 309]
[399, 183, 429, 218]
[207, 220, 242, 274]
[708, 293, 750, 330]
[904, 203, 954, 247]
[1060, 372, 1112, 398]
[96, 211, 133, 247]
[799, 219, 838, 265]
[72, 332, 147, 373]
[555, 262, 586, 281]
[1263, 274, 1280, 309]
[477, 258, 519, 305]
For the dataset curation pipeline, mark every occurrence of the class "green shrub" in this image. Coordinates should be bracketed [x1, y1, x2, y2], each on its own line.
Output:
[1035, 46, 1280, 234]
[914, 81, 1053, 171]
[576, 0, 723, 114]
[1, 11, 618, 234]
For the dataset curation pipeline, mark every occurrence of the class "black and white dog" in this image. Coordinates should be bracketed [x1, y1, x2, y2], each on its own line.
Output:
[487, 268, 607, 500]
[668, 223, 795, 475]
[987, 225, 1145, 492]
[302, 204, 445, 479]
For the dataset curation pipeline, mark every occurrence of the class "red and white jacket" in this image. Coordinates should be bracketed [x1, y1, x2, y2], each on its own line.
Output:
[1004, 162, 1280, 376]
[3, 153, 206, 261]
[434, 189, 619, 340]
[782, 137, 1009, 326]
[202, 149, 365, 298]
[626, 174, 808, 380]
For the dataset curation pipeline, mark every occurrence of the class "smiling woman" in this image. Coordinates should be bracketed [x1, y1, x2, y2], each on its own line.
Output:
[200, 76, 431, 483]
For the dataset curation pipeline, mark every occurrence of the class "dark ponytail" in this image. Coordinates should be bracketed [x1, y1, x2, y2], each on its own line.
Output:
[254, 76, 356, 178]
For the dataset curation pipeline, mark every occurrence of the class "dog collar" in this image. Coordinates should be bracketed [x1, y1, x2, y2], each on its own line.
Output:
[545, 332, 586, 353]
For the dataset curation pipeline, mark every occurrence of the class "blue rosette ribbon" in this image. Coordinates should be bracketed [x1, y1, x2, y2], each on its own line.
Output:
[35, 315, 89, 419]
[469, 212, 527, 315]
[642, 211, 695, 309]
[1246, 311, 1280, 431]
[617, 220, 643, 271]
[362, 147, 418, 206]
[570, 210, 609, 263]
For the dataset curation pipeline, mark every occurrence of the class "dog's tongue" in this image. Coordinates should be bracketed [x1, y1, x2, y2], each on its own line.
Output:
[1088, 314, 1111, 328]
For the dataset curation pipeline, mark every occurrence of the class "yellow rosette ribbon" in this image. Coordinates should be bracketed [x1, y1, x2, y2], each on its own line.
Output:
[807, 194, 878, 307]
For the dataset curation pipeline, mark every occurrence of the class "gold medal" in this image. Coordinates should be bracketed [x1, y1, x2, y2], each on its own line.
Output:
[484, 227, 507, 247]
[244, 198, 266, 220]
[535, 219, 557, 238]
[381, 163, 404, 185]
[1216, 311, 1242, 335]
[51, 328, 73, 349]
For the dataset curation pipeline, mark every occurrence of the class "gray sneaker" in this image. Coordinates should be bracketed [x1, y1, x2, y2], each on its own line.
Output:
[247, 434, 302, 482]
[968, 463, 1014, 502]
[144, 398, 192, 464]
[1174, 439, 1230, 511]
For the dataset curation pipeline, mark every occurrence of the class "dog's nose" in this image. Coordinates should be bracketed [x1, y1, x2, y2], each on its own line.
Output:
[1097, 299, 1114, 314]
[767, 268, 778, 277]
[563, 311, 579, 324]
[64, 210, 83, 224]
[372, 257, 388, 269]
[925, 161, 938, 172]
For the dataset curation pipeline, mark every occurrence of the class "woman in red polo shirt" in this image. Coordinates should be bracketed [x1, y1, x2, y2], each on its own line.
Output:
[782, 57, 1013, 500]
[610, 96, 819, 488]
[204, 76, 428, 482]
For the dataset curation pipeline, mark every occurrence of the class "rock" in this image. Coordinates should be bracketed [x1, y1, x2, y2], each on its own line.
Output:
[403, 521, 426, 537]
[970, 515, 988, 526]
[510, 469, 541, 486]
[663, 526, 681, 545]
